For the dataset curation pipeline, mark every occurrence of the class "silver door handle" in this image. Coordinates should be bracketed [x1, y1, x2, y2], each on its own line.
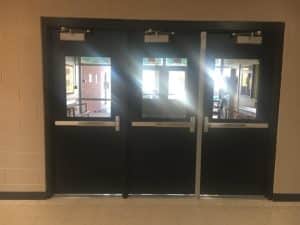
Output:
[203, 116, 268, 132]
[131, 116, 196, 133]
[54, 116, 120, 132]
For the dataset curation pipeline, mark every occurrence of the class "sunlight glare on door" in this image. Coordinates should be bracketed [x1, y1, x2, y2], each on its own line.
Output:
[168, 70, 186, 102]
[141, 57, 188, 119]
[142, 70, 160, 99]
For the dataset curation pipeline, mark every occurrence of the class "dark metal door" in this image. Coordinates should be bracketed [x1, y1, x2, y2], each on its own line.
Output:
[201, 32, 277, 195]
[48, 28, 128, 194]
[126, 31, 200, 194]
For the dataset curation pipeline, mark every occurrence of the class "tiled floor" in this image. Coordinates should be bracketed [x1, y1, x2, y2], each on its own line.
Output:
[0, 197, 300, 225]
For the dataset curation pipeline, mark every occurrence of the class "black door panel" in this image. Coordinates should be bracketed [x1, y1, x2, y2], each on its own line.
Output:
[127, 32, 199, 194]
[201, 129, 269, 194]
[201, 32, 274, 195]
[54, 127, 123, 193]
[50, 29, 127, 194]
[128, 128, 195, 194]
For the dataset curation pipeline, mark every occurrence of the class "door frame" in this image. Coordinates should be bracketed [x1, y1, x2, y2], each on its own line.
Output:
[41, 17, 284, 199]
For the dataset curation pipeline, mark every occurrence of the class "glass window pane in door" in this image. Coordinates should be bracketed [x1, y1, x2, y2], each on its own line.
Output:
[210, 58, 259, 120]
[65, 56, 111, 118]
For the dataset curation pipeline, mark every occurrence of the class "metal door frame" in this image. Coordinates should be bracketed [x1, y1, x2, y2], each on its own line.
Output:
[41, 18, 284, 199]
[195, 32, 207, 197]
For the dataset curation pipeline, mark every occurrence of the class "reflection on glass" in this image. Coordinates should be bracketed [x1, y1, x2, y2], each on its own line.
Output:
[142, 70, 159, 99]
[168, 71, 186, 101]
[65, 56, 111, 118]
[211, 58, 259, 120]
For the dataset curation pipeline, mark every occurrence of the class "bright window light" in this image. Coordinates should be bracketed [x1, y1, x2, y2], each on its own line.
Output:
[168, 70, 186, 101]
[142, 70, 159, 99]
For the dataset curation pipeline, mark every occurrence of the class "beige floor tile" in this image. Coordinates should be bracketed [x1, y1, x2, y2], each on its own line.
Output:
[0, 197, 300, 225]
[0, 205, 37, 225]
[269, 207, 300, 225]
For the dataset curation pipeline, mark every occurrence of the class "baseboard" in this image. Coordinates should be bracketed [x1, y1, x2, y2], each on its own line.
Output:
[273, 193, 300, 201]
[0, 192, 49, 200]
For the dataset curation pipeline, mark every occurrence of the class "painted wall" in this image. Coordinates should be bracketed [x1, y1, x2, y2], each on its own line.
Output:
[0, 0, 299, 193]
